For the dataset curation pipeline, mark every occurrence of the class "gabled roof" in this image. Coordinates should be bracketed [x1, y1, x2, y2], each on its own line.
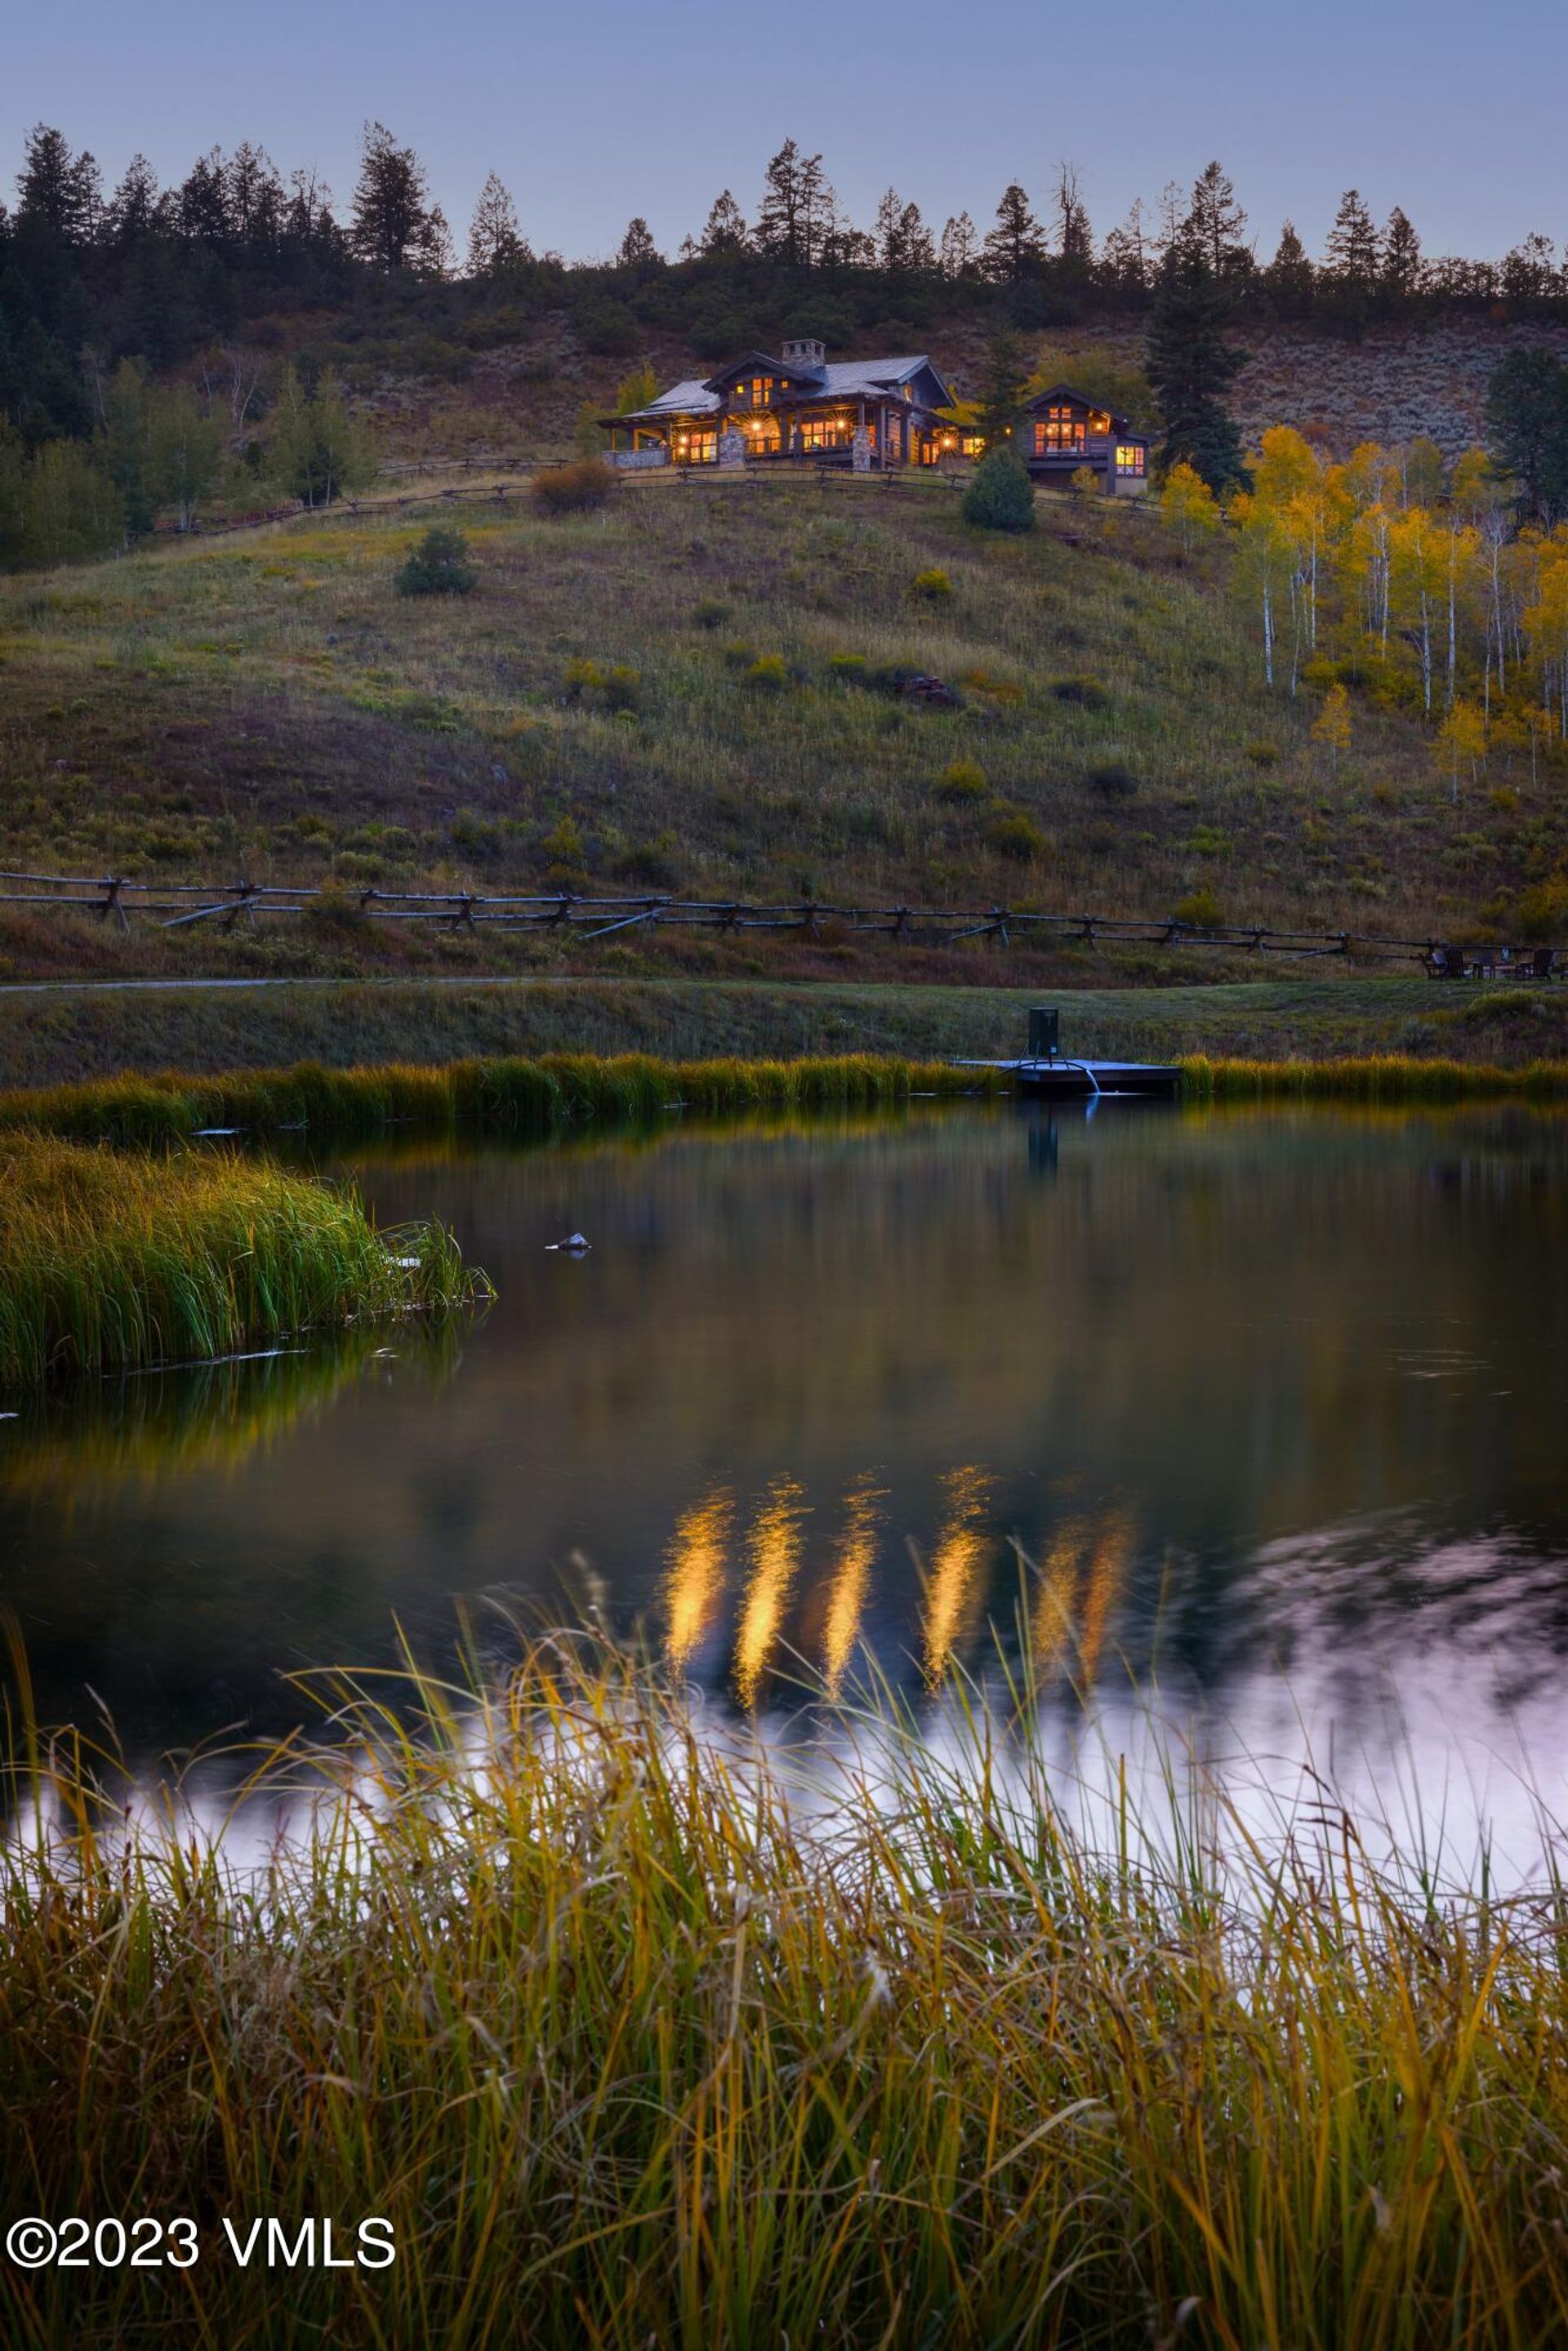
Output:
[1022, 381, 1145, 438]
[611, 351, 956, 427]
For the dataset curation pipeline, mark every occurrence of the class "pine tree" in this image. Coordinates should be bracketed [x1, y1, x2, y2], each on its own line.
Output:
[1101, 198, 1152, 296]
[16, 125, 96, 243]
[349, 122, 433, 274]
[962, 443, 1036, 532]
[1264, 222, 1316, 318]
[1381, 207, 1423, 307]
[1486, 348, 1568, 522]
[617, 216, 662, 269]
[1323, 190, 1381, 327]
[466, 173, 528, 277]
[107, 156, 161, 249]
[755, 140, 828, 266]
[938, 212, 979, 278]
[699, 190, 749, 254]
[1145, 227, 1250, 494]
[1187, 160, 1251, 284]
[975, 327, 1031, 446]
[982, 184, 1045, 283]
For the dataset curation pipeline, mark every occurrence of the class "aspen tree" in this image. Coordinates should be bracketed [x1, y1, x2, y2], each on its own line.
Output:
[1312, 681, 1352, 775]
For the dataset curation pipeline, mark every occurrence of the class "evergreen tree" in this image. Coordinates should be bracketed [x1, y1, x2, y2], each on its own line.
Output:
[1101, 198, 1152, 296]
[975, 327, 1031, 446]
[1264, 222, 1316, 318]
[16, 125, 96, 243]
[349, 122, 433, 273]
[1322, 189, 1381, 327]
[1486, 348, 1568, 522]
[617, 216, 662, 269]
[396, 524, 477, 596]
[466, 172, 528, 276]
[982, 183, 1045, 283]
[1187, 159, 1251, 285]
[107, 155, 161, 250]
[938, 212, 979, 278]
[699, 190, 749, 254]
[1381, 207, 1423, 307]
[755, 140, 831, 266]
[962, 442, 1036, 532]
[1145, 227, 1250, 494]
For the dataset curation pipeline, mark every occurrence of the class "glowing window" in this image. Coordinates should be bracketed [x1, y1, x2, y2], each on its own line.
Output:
[1115, 443, 1146, 476]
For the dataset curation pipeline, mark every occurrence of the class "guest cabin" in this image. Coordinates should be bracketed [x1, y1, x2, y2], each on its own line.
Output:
[1020, 385, 1150, 496]
[603, 339, 977, 472]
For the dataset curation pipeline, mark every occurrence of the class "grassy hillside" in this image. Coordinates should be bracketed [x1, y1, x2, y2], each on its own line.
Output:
[0, 974, 1563, 1089]
[2, 473, 1558, 995]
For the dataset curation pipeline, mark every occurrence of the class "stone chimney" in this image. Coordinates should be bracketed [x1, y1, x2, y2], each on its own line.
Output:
[781, 336, 826, 379]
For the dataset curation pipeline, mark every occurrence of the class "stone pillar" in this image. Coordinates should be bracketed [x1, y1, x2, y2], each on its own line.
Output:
[718, 425, 746, 470]
[851, 425, 872, 473]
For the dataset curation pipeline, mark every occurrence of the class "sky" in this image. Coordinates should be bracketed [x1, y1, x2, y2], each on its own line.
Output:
[7, 0, 1567, 268]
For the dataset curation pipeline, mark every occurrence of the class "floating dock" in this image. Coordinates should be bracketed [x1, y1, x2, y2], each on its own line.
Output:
[964, 1056, 1183, 1099]
[960, 1009, 1183, 1100]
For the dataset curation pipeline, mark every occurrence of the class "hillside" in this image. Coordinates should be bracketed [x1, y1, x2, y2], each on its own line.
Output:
[2, 469, 1561, 995]
[353, 314, 1568, 470]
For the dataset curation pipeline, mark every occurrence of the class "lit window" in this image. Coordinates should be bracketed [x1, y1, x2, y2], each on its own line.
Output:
[1115, 443, 1146, 476]
[1037, 405, 1085, 453]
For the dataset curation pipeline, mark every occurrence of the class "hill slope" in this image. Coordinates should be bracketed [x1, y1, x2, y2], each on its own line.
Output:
[0, 473, 1560, 986]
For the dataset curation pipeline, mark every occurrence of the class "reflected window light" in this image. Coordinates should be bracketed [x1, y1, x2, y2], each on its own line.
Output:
[663, 1488, 733, 1671]
[822, 1476, 884, 1699]
[921, 1465, 993, 1690]
[734, 1476, 808, 1708]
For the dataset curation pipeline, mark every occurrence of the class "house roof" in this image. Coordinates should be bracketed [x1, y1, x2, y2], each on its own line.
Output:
[611, 351, 956, 426]
[1022, 382, 1146, 439]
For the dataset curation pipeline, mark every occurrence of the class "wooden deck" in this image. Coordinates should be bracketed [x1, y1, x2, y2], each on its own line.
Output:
[963, 1057, 1184, 1100]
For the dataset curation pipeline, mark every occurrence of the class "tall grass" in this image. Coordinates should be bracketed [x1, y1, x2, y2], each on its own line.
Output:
[1183, 1051, 1568, 1102]
[3, 1634, 1566, 2349]
[0, 1050, 1009, 1147]
[0, 1132, 487, 1389]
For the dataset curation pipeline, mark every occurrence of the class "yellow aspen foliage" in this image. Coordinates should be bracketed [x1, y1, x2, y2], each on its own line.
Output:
[1312, 680, 1352, 773]
[1435, 700, 1486, 802]
[1252, 425, 1320, 510]
[1158, 461, 1219, 553]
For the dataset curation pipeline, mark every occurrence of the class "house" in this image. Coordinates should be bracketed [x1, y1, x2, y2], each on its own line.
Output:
[1020, 385, 1150, 496]
[603, 339, 978, 472]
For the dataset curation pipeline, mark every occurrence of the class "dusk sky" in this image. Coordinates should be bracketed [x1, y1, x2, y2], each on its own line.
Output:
[9, 0, 1568, 265]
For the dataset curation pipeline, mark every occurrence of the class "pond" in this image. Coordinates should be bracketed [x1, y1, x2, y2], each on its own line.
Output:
[3, 1100, 1567, 1868]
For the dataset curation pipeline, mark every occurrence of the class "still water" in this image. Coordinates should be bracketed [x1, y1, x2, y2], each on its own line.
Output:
[3, 1101, 1567, 1858]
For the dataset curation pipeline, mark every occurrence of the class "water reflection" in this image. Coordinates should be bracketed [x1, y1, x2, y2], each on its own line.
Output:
[734, 1476, 808, 1708]
[663, 1488, 732, 1670]
[822, 1476, 882, 1698]
[2, 1102, 1568, 1840]
[920, 1467, 993, 1689]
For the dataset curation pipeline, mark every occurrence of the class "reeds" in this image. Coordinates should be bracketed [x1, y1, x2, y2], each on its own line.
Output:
[1182, 1051, 1568, 1102]
[0, 1132, 487, 1389]
[2, 1634, 1566, 2349]
[0, 1051, 1008, 1147]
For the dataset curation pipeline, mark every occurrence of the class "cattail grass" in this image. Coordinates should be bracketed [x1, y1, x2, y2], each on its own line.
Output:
[0, 1052, 1009, 1147]
[0, 1133, 488, 1390]
[1183, 1052, 1568, 1102]
[3, 1634, 1567, 2349]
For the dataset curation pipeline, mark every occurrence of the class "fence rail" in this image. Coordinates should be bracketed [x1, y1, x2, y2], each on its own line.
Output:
[2, 870, 1563, 974]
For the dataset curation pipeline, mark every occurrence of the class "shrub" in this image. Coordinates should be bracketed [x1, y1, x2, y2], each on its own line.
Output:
[983, 808, 1047, 861]
[1245, 738, 1280, 767]
[961, 445, 1036, 534]
[1088, 761, 1138, 799]
[1185, 825, 1233, 857]
[745, 654, 788, 692]
[938, 759, 988, 802]
[1173, 887, 1225, 928]
[827, 652, 867, 680]
[692, 597, 728, 630]
[721, 642, 757, 670]
[1069, 465, 1102, 500]
[911, 567, 953, 600]
[532, 459, 616, 515]
[1052, 675, 1109, 708]
[577, 297, 639, 355]
[395, 526, 477, 598]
